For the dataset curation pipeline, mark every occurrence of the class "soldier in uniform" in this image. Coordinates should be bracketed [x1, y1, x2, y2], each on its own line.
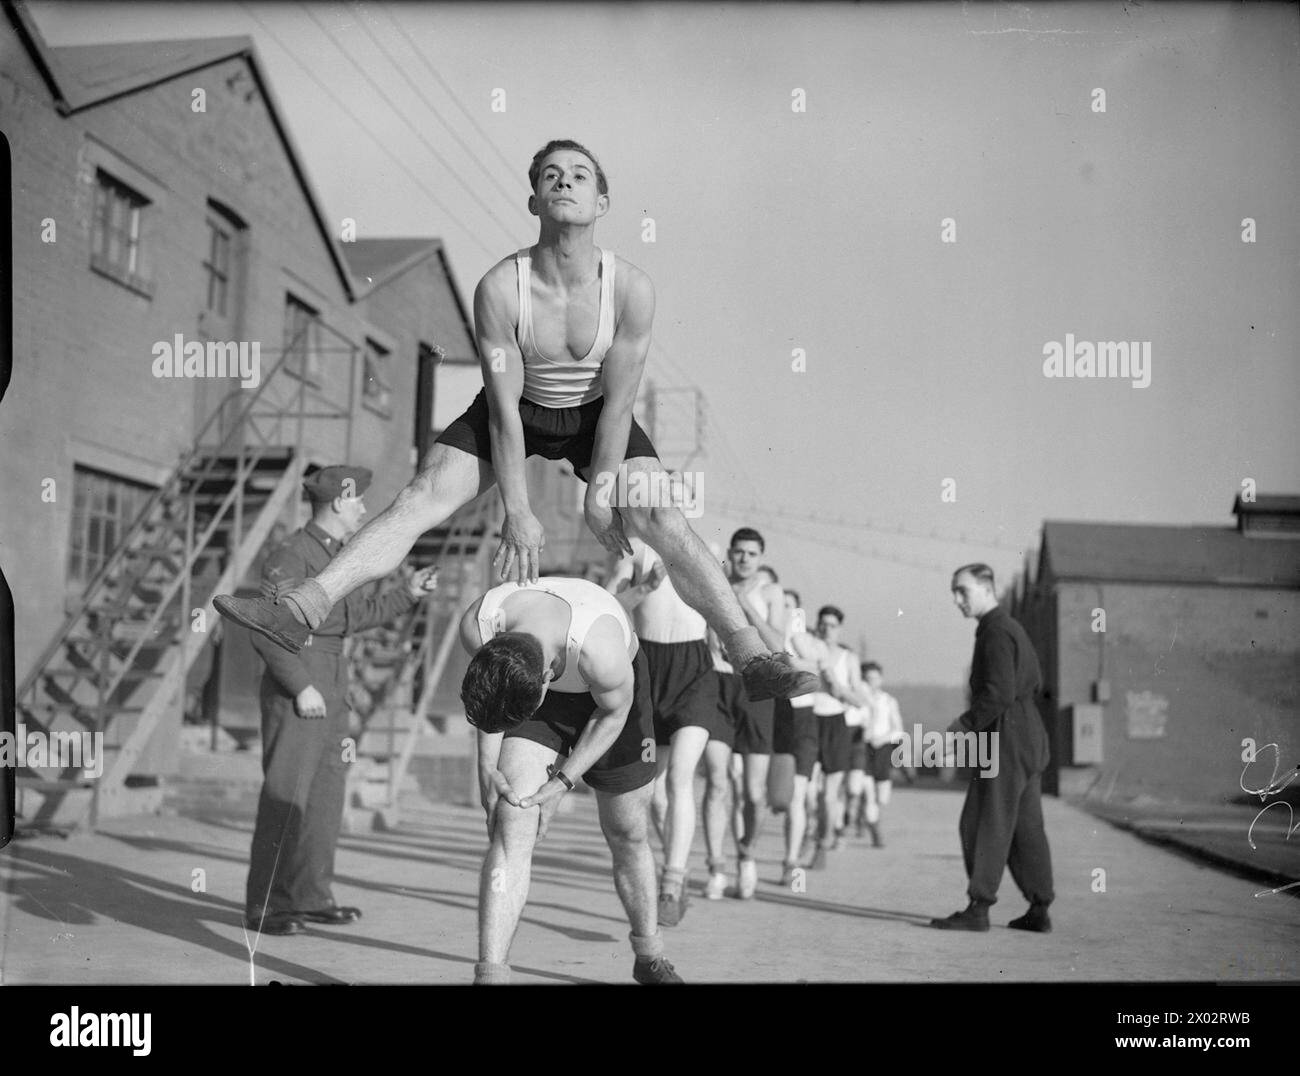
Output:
[243, 465, 437, 936]
[931, 563, 1055, 933]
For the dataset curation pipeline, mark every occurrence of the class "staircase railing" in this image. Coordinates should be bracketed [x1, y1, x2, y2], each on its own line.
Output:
[17, 317, 360, 710]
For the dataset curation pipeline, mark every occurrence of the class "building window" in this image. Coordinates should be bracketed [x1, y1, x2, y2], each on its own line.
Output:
[68, 465, 156, 585]
[362, 338, 392, 416]
[202, 201, 247, 322]
[283, 294, 322, 384]
[204, 219, 230, 316]
[90, 169, 152, 296]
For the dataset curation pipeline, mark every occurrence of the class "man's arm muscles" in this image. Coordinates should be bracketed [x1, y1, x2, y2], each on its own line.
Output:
[474, 265, 530, 516]
[587, 267, 654, 487]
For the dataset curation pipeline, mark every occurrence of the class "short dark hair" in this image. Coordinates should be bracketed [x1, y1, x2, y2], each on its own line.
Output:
[758, 564, 779, 583]
[817, 605, 844, 624]
[730, 527, 765, 552]
[952, 563, 996, 589]
[862, 661, 882, 676]
[529, 140, 608, 195]
[784, 588, 801, 607]
[461, 632, 546, 733]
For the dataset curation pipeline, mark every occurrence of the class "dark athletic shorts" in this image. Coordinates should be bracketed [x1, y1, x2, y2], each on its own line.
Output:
[711, 671, 775, 754]
[773, 698, 819, 779]
[816, 711, 852, 775]
[865, 741, 895, 782]
[640, 639, 719, 746]
[503, 648, 655, 794]
[434, 388, 659, 474]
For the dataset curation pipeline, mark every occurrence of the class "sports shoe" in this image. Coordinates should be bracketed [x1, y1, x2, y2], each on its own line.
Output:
[740, 653, 821, 702]
[214, 594, 310, 653]
[930, 902, 990, 932]
[868, 822, 883, 848]
[658, 889, 685, 927]
[737, 857, 758, 899]
[780, 863, 800, 887]
[633, 956, 684, 984]
[1008, 904, 1052, 933]
[704, 872, 728, 900]
[809, 846, 828, 871]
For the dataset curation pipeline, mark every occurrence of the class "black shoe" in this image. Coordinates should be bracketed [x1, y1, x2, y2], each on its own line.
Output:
[214, 594, 310, 653]
[1008, 905, 1052, 933]
[295, 905, 362, 925]
[740, 653, 820, 702]
[244, 911, 304, 936]
[930, 903, 990, 932]
[633, 956, 684, 983]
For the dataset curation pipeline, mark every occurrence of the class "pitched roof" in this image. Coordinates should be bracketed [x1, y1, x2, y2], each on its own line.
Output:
[343, 238, 478, 361]
[6, 1, 360, 301]
[343, 238, 444, 291]
[46, 36, 255, 110]
[1040, 520, 1300, 588]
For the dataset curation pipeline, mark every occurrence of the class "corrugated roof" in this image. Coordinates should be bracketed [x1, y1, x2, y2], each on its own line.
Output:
[1041, 521, 1300, 587]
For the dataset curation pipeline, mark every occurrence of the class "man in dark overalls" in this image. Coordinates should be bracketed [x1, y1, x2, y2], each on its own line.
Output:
[931, 562, 1055, 933]
[243, 465, 437, 936]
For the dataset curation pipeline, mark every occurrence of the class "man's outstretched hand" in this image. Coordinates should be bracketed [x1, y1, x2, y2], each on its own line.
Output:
[584, 498, 634, 560]
[494, 511, 545, 584]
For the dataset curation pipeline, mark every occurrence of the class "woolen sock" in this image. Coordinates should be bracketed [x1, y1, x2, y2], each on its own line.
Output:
[661, 866, 686, 899]
[281, 577, 331, 629]
[472, 961, 511, 985]
[722, 625, 766, 668]
[629, 930, 664, 961]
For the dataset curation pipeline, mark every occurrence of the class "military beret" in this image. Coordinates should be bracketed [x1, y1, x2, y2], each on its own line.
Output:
[304, 465, 372, 502]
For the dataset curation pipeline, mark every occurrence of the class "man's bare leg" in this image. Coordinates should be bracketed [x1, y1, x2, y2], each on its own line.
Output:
[702, 739, 732, 898]
[783, 773, 810, 881]
[272, 446, 493, 629]
[811, 770, 846, 869]
[662, 726, 708, 895]
[597, 782, 681, 981]
[649, 749, 671, 851]
[594, 458, 818, 700]
[476, 737, 554, 983]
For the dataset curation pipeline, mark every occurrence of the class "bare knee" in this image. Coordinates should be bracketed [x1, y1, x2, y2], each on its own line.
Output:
[602, 813, 648, 853]
[492, 801, 540, 853]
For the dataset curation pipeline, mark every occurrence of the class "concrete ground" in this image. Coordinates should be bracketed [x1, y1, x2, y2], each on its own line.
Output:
[1, 779, 1297, 984]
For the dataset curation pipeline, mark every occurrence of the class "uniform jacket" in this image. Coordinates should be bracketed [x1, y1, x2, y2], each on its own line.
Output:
[252, 521, 417, 701]
[957, 606, 1050, 774]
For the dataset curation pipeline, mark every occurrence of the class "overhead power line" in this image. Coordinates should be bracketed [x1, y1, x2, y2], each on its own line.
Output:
[238, 2, 502, 263]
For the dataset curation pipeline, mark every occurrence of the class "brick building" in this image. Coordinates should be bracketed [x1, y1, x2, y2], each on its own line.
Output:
[0, 3, 605, 817]
[1011, 496, 1300, 804]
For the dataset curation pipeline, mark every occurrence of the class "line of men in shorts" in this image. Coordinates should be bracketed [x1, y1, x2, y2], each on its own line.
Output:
[607, 525, 905, 925]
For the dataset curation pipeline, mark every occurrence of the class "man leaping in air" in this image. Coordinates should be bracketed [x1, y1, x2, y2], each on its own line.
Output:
[215, 138, 817, 707]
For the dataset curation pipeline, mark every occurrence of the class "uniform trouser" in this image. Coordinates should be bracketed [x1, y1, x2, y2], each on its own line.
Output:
[245, 648, 349, 917]
[959, 763, 1054, 907]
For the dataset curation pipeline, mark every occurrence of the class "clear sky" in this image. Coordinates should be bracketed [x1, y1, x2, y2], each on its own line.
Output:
[28, 1, 1300, 685]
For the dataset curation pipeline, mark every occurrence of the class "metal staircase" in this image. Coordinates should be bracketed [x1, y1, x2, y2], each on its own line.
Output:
[14, 330, 361, 831]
